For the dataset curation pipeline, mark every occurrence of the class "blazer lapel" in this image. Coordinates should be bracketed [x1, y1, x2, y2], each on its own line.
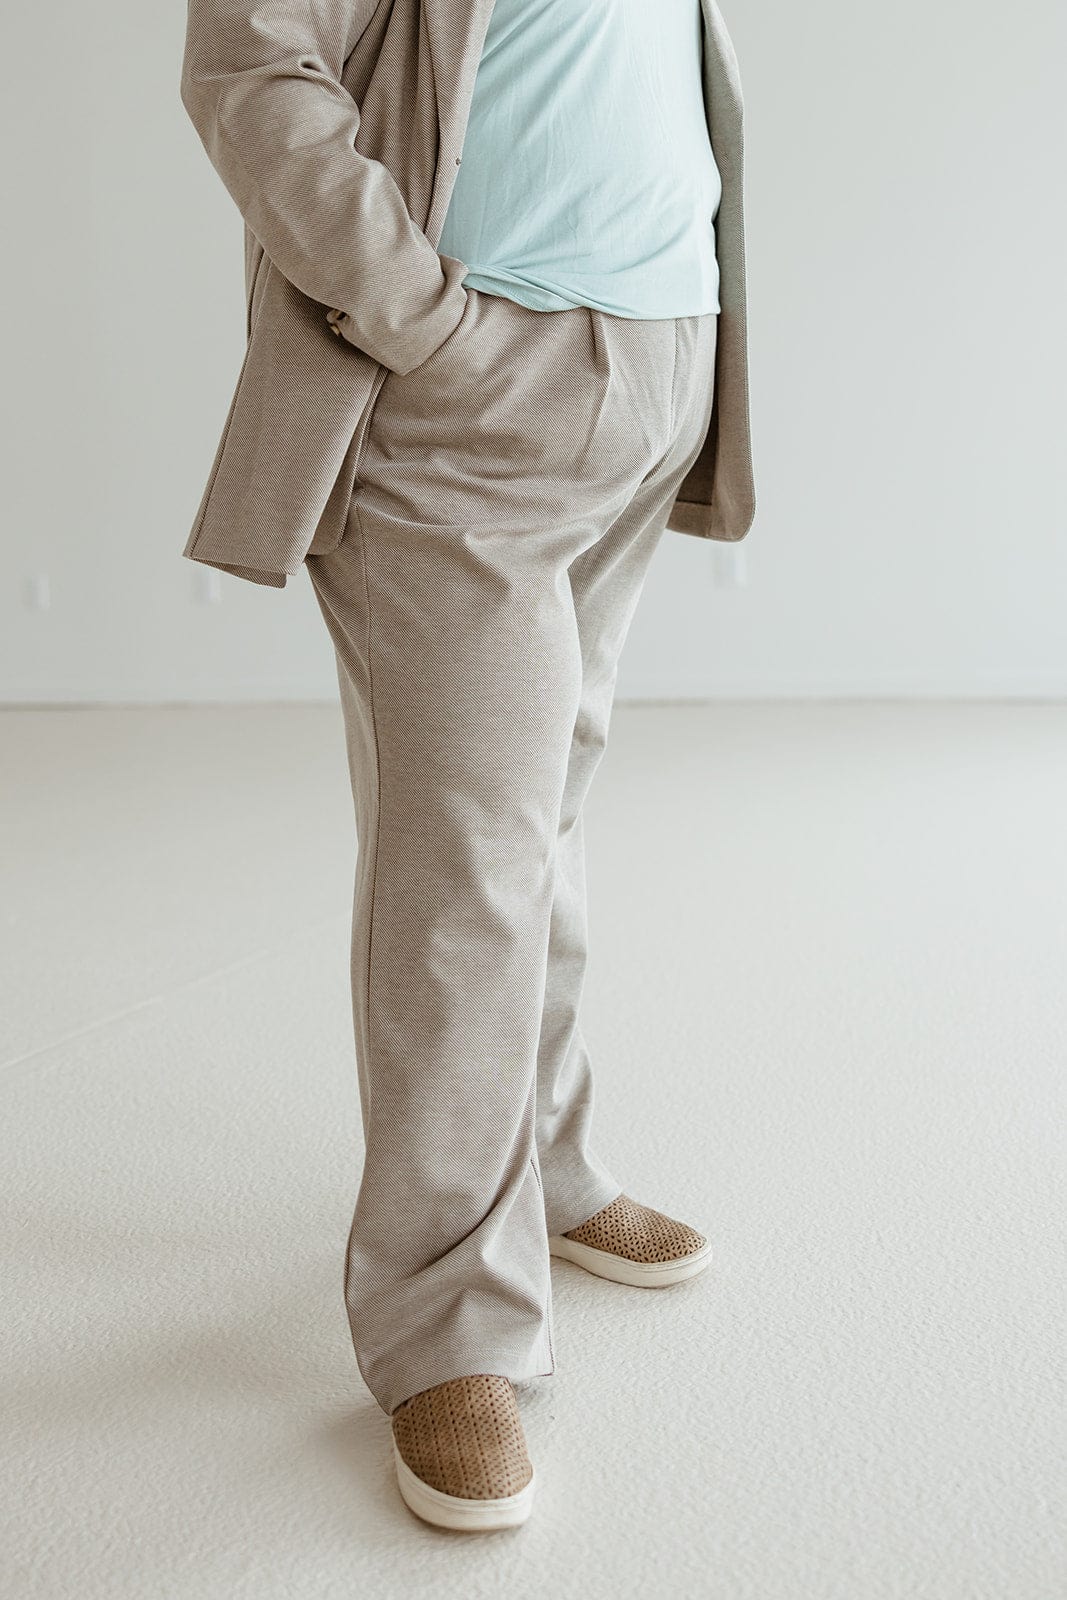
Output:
[699, 0, 744, 166]
[423, 0, 498, 236]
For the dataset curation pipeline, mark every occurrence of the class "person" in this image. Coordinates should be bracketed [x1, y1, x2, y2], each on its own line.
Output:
[179, 0, 754, 1532]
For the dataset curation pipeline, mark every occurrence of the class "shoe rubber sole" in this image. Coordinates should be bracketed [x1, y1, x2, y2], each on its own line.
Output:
[548, 1233, 713, 1286]
[393, 1440, 536, 1531]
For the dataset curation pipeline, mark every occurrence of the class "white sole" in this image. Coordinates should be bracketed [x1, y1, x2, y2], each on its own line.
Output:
[548, 1233, 713, 1287]
[393, 1440, 536, 1531]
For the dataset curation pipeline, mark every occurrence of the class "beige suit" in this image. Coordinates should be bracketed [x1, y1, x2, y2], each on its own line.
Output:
[179, 0, 753, 1416]
[179, 0, 754, 588]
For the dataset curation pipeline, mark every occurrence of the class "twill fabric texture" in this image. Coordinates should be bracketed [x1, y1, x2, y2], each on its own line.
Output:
[177, 0, 753, 587]
[307, 297, 718, 1415]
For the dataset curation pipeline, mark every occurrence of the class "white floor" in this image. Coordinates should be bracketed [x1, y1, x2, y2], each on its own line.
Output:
[2, 703, 1064, 1600]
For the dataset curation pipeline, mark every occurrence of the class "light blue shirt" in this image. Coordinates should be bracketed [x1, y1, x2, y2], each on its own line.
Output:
[438, 0, 722, 319]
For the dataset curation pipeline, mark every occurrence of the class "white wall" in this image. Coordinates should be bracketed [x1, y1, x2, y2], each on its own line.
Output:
[2, 0, 1065, 703]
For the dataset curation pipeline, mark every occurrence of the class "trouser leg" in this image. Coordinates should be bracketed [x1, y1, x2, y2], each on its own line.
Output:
[309, 505, 578, 1415]
[535, 316, 720, 1237]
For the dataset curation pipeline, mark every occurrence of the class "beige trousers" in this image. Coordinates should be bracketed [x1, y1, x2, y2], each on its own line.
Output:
[308, 291, 717, 1415]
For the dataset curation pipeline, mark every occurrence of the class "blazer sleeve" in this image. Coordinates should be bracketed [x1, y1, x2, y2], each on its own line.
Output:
[180, 0, 468, 374]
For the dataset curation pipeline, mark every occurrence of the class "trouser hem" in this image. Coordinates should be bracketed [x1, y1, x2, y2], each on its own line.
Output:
[543, 1177, 626, 1242]
[373, 1337, 557, 1418]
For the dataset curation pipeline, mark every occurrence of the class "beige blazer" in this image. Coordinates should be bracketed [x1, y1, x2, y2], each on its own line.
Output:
[179, 0, 756, 588]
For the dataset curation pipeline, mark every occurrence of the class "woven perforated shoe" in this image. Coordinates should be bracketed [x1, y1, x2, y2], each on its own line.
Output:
[549, 1192, 713, 1286]
[391, 1373, 535, 1531]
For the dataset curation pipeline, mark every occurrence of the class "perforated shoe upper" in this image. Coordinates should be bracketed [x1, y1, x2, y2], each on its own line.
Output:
[563, 1193, 708, 1264]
